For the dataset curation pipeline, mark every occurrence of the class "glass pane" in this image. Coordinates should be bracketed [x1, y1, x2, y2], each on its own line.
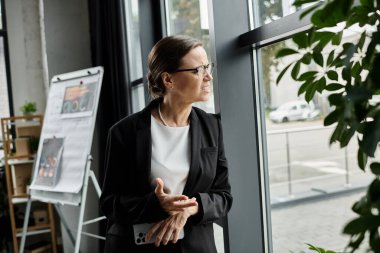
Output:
[0, 3, 3, 30]
[166, 0, 215, 113]
[124, 0, 143, 81]
[0, 37, 10, 120]
[259, 39, 373, 252]
[132, 84, 145, 113]
[255, 0, 316, 26]
[0, 37, 10, 162]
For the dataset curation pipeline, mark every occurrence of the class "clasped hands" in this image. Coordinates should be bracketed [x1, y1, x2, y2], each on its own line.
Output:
[145, 178, 198, 247]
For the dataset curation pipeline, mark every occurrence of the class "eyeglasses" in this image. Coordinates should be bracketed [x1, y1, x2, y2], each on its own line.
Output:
[172, 63, 214, 78]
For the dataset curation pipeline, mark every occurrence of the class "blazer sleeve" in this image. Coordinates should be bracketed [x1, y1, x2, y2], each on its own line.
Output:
[100, 125, 168, 226]
[190, 116, 233, 225]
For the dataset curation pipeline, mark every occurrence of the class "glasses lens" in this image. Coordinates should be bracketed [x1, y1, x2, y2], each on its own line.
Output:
[195, 63, 214, 78]
[207, 63, 214, 75]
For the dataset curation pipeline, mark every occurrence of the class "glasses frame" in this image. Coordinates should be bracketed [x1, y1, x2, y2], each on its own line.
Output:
[172, 63, 214, 77]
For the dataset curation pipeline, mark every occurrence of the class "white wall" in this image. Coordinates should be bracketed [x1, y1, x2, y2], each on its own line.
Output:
[5, 0, 46, 115]
[43, 0, 91, 79]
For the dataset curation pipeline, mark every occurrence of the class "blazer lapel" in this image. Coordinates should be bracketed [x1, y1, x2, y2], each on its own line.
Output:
[135, 104, 153, 191]
[182, 108, 201, 196]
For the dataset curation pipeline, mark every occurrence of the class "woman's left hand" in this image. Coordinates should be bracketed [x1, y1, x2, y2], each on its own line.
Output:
[146, 205, 199, 247]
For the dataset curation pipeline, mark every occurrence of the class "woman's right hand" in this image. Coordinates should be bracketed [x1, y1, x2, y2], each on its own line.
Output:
[154, 178, 197, 215]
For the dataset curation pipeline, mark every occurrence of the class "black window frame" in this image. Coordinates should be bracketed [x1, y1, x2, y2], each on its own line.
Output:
[0, 0, 14, 117]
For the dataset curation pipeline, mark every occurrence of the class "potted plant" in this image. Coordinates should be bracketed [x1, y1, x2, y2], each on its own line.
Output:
[19, 101, 37, 116]
[275, 0, 380, 252]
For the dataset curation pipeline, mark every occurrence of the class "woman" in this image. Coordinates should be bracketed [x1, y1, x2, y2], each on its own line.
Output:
[100, 35, 232, 253]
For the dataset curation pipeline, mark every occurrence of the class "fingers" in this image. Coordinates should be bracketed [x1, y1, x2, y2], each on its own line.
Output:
[155, 221, 168, 247]
[146, 221, 162, 242]
[161, 225, 175, 245]
[172, 229, 180, 244]
[171, 197, 198, 209]
[154, 178, 165, 196]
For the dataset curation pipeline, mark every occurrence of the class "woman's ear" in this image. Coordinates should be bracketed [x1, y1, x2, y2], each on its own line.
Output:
[161, 72, 174, 90]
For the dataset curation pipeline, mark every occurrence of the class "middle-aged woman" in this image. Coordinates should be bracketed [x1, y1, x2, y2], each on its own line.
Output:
[100, 35, 233, 253]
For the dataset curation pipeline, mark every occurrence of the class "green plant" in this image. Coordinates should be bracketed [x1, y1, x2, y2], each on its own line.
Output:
[19, 101, 37, 115]
[305, 243, 339, 253]
[290, 243, 339, 253]
[275, 0, 380, 252]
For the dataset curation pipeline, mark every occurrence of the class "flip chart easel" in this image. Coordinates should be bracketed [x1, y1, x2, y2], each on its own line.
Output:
[20, 66, 106, 253]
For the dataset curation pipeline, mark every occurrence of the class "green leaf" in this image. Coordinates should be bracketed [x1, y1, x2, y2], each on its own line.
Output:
[310, 31, 332, 44]
[293, 0, 320, 7]
[361, 119, 380, 157]
[311, 9, 336, 27]
[351, 63, 362, 78]
[298, 82, 311, 96]
[346, 86, 371, 102]
[369, 230, 380, 252]
[313, 51, 324, 67]
[342, 67, 351, 83]
[326, 83, 344, 91]
[324, 109, 340, 126]
[327, 50, 335, 66]
[347, 232, 365, 251]
[370, 163, 380, 175]
[370, 54, 380, 84]
[340, 127, 355, 147]
[330, 121, 345, 144]
[360, 0, 374, 8]
[307, 243, 326, 253]
[276, 48, 299, 58]
[368, 178, 380, 202]
[276, 63, 292, 84]
[300, 4, 321, 19]
[349, 6, 372, 27]
[327, 71, 338, 81]
[343, 215, 380, 234]
[298, 71, 318, 81]
[341, 43, 356, 69]
[291, 61, 301, 79]
[328, 93, 343, 106]
[316, 77, 326, 92]
[300, 53, 312, 64]
[305, 81, 318, 102]
[293, 32, 308, 49]
[358, 32, 366, 49]
[352, 196, 370, 215]
[332, 31, 343, 46]
[358, 147, 368, 171]
[307, 27, 316, 46]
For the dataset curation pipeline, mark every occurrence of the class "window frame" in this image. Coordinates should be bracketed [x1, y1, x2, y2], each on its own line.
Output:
[241, 2, 318, 253]
[0, 0, 14, 117]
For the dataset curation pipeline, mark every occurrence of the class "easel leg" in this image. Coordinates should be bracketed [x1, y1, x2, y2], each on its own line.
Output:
[74, 156, 92, 253]
[19, 197, 32, 253]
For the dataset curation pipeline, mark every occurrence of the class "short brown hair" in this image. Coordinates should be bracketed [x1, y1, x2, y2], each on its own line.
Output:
[147, 35, 202, 98]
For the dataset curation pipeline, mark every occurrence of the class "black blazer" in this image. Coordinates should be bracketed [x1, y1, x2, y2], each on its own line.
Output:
[100, 98, 233, 253]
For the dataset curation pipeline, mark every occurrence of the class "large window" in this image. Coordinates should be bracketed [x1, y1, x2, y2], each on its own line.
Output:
[165, 0, 215, 113]
[251, 3, 372, 253]
[0, 37, 10, 120]
[124, 0, 145, 113]
[256, 0, 315, 26]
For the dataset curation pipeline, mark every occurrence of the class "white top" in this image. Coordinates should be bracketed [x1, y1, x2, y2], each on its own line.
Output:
[150, 115, 191, 195]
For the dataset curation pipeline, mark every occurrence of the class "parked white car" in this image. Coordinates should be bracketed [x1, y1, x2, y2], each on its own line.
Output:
[269, 100, 320, 123]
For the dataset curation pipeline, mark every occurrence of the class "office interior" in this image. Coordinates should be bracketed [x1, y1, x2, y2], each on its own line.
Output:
[0, 0, 375, 252]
